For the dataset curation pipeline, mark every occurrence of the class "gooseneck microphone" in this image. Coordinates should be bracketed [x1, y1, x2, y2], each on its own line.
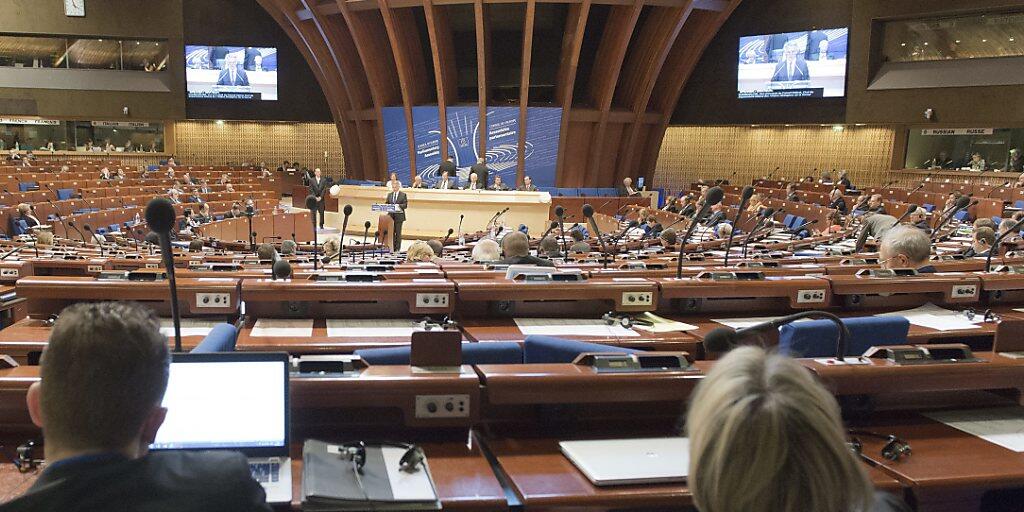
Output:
[541, 221, 559, 240]
[704, 310, 850, 362]
[986, 216, 1024, 272]
[67, 220, 88, 244]
[83, 224, 103, 256]
[554, 206, 568, 255]
[723, 185, 754, 266]
[582, 204, 610, 268]
[145, 198, 182, 352]
[359, 220, 371, 263]
[338, 204, 352, 264]
[741, 207, 776, 260]
[931, 196, 972, 240]
[442, 227, 455, 246]
[891, 204, 919, 228]
[788, 219, 818, 237]
[456, 214, 465, 244]
[677, 187, 724, 278]
[305, 195, 319, 270]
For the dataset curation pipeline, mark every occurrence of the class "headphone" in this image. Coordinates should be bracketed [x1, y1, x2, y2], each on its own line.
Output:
[420, 316, 458, 331]
[42, 314, 59, 327]
[335, 441, 426, 474]
[601, 312, 652, 329]
[848, 430, 911, 461]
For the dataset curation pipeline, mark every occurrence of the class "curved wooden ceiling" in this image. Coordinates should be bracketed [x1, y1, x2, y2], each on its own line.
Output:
[258, 0, 741, 185]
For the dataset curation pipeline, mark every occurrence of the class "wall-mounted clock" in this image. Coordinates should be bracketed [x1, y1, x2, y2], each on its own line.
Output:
[64, 0, 85, 17]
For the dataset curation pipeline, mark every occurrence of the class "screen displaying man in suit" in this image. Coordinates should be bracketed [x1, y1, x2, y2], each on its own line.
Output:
[216, 53, 249, 86]
[518, 175, 538, 192]
[771, 40, 810, 82]
[308, 168, 330, 229]
[385, 180, 408, 249]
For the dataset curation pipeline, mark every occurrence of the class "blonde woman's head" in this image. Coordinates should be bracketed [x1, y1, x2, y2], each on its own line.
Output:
[17, 203, 30, 215]
[323, 236, 340, 256]
[686, 346, 873, 512]
[405, 241, 435, 262]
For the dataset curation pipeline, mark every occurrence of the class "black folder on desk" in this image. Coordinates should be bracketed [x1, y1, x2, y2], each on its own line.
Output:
[302, 439, 440, 511]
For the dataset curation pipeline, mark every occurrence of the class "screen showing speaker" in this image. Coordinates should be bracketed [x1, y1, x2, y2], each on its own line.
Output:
[737, 28, 848, 99]
[185, 45, 278, 101]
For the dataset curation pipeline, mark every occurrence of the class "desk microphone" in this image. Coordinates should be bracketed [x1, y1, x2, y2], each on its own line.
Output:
[442, 228, 455, 246]
[704, 310, 849, 362]
[890, 205, 919, 228]
[456, 214, 464, 244]
[145, 198, 182, 352]
[677, 186, 723, 278]
[338, 204, 352, 264]
[555, 206, 568, 255]
[723, 186, 754, 266]
[0, 245, 23, 261]
[788, 219, 818, 237]
[931, 196, 972, 240]
[305, 195, 319, 270]
[83, 225, 103, 256]
[985, 181, 1010, 199]
[359, 221, 370, 263]
[540, 221, 558, 240]
[582, 204, 610, 268]
[986, 216, 1024, 272]
[67, 220, 88, 244]
[740, 207, 776, 260]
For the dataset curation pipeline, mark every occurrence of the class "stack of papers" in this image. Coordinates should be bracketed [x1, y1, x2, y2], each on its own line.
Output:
[632, 313, 698, 333]
[326, 319, 421, 338]
[924, 407, 1024, 452]
[875, 303, 981, 332]
[159, 318, 221, 337]
[514, 318, 639, 337]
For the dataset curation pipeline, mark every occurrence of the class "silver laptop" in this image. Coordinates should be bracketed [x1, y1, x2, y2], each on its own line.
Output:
[559, 437, 689, 486]
[151, 352, 292, 504]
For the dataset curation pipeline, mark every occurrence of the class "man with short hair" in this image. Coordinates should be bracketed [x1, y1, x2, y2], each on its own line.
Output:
[385, 179, 408, 249]
[470, 158, 489, 188]
[280, 239, 297, 256]
[964, 226, 996, 258]
[435, 170, 454, 190]
[426, 239, 443, 257]
[463, 172, 481, 191]
[538, 236, 562, 259]
[867, 194, 887, 215]
[470, 238, 500, 262]
[308, 168, 330, 229]
[660, 228, 678, 247]
[569, 228, 591, 254]
[879, 225, 935, 273]
[10, 302, 270, 511]
[489, 175, 508, 191]
[499, 231, 554, 267]
[518, 176, 537, 192]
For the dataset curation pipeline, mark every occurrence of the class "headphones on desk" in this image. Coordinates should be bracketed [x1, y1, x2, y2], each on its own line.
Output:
[14, 439, 44, 473]
[420, 315, 458, 331]
[336, 441, 426, 474]
[848, 430, 911, 461]
[601, 312, 652, 329]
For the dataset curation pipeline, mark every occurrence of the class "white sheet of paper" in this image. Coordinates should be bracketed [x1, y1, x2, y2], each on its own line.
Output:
[876, 303, 981, 331]
[711, 316, 787, 329]
[250, 318, 313, 337]
[514, 318, 639, 337]
[325, 319, 421, 338]
[924, 407, 1024, 452]
[635, 320, 699, 333]
[159, 318, 221, 337]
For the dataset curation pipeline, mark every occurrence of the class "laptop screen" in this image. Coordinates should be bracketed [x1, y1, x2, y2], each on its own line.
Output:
[151, 353, 288, 452]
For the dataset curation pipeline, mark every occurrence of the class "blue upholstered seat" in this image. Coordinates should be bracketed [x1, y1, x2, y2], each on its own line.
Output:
[189, 323, 239, 353]
[57, 188, 75, 200]
[354, 342, 523, 365]
[777, 316, 910, 358]
[523, 335, 637, 364]
[922, 203, 935, 212]
[18, 182, 37, 192]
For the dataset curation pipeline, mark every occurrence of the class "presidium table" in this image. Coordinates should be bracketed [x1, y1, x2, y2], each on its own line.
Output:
[328, 185, 553, 239]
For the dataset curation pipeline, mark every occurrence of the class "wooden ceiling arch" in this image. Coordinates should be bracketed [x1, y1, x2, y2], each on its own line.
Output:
[259, 0, 742, 184]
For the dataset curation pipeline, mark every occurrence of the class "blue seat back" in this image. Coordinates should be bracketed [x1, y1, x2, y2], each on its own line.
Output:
[791, 216, 806, 229]
[993, 216, 1002, 226]
[778, 316, 910, 358]
[783, 214, 796, 227]
[922, 203, 935, 212]
[189, 323, 239, 353]
[57, 188, 75, 200]
[18, 182, 36, 192]
[579, 188, 600, 197]
[12, 219, 28, 236]
[953, 210, 969, 221]
[354, 342, 523, 365]
[523, 335, 636, 364]
[108, 224, 121, 233]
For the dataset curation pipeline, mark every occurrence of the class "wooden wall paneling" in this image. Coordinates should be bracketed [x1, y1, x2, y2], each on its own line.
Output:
[295, 0, 367, 178]
[515, 0, 537, 186]
[474, 0, 489, 158]
[583, 1, 643, 187]
[615, 3, 693, 185]
[378, 0, 420, 180]
[335, 0, 402, 180]
[553, 1, 592, 187]
[423, 1, 457, 161]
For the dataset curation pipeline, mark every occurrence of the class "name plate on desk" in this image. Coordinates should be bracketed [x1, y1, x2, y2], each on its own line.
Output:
[855, 268, 918, 278]
[371, 203, 401, 213]
[573, 352, 693, 373]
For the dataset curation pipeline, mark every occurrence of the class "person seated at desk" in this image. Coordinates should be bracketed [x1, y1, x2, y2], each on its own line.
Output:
[406, 241, 436, 263]
[970, 152, 987, 171]
[5, 302, 271, 512]
[178, 210, 200, 233]
[662, 197, 680, 213]
[181, 172, 194, 186]
[12, 203, 40, 232]
[167, 189, 182, 205]
[686, 346, 910, 512]
[644, 217, 663, 237]
[568, 228, 590, 254]
[256, 243, 279, 262]
[819, 170, 833, 185]
[410, 176, 426, 189]
[194, 203, 212, 224]
[435, 170, 455, 190]
[619, 177, 642, 197]
[924, 151, 953, 170]
[745, 193, 765, 214]
[500, 231, 554, 267]
[225, 183, 235, 194]
[909, 210, 931, 233]
[36, 230, 54, 247]
[186, 188, 205, 205]
[166, 157, 177, 168]
[471, 238, 501, 262]
[973, 217, 996, 233]
[197, 179, 211, 194]
[714, 222, 733, 240]
[463, 172, 483, 191]
[879, 224, 935, 273]
[659, 227, 678, 248]
[785, 183, 800, 202]
[704, 204, 728, 227]
[115, 169, 126, 182]
[321, 237, 340, 262]
[99, 167, 113, 180]
[1005, 149, 1023, 172]
[277, 160, 291, 173]
[489, 175, 508, 191]
[866, 194, 887, 215]
[518, 175, 537, 192]
[837, 169, 855, 190]
[998, 218, 1021, 243]
[224, 203, 243, 219]
[188, 239, 205, 253]
[538, 236, 563, 259]
[964, 226, 995, 258]
[828, 188, 847, 214]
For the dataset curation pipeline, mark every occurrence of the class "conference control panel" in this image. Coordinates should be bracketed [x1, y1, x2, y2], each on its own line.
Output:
[622, 291, 654, 306]
[951, 284, 978, 299]
[0, 268, 18, 279]
[196, 292, 232, 308]
[415, 394, 469, 419]
[796, 289, 828, 304]
[415, 293, 450, 308]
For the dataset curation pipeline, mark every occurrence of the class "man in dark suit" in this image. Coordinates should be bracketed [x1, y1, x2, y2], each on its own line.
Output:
[499, 232, 554, 267]
[434, 170, 455, 190]
[518, 175, 538, 191]
[216, 54, 250, 86]
[489, 175, 509, 191]
[470, 158, 489, 188]
[385, 179, 408, 249]
[439, 158, 457, 177]
[6, 301, 270, 512]
[771, 41, 810, 82]
[308, 168, 330, 229]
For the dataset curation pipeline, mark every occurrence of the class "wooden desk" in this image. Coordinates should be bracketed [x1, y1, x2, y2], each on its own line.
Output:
[0, 319, 205, 365]
[330, 185, 551, 239]
[16, 276, 241, 318]
[455, 278, 658, 316]
[459, 318, 700, 353]
[236, 318, 469, 355]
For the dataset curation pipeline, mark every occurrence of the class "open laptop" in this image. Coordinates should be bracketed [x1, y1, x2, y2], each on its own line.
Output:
[559, 437, 689, 486]
[150, 352, 292, 504]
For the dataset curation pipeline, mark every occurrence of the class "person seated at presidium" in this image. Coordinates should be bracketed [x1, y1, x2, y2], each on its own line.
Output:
[489, 175, 508, 191]
[500, 231, 554, 267]
[620, 177, 641, 197]
[518, 176, 538, 192]
[410, 176, 425, 189]
[6, 302, 270, 511]
[686, 346, 910, 512]
[463, 172, 483, 191]
[435, 170, 455, 190]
